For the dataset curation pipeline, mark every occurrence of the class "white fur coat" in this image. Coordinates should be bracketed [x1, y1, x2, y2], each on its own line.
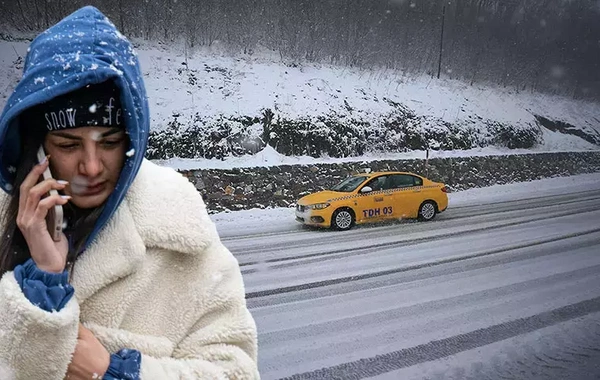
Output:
[0, 160, 259, 379]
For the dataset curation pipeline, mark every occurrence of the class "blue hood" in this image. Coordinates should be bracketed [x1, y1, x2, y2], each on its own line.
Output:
[0, 6, 149, 251]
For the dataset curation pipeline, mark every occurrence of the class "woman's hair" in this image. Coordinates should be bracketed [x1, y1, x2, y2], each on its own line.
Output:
[0, 126, 104, 277]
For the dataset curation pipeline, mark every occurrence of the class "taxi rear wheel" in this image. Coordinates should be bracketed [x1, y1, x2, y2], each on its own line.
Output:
[418, 201, 437, 221]
[331, 208, 355, 230]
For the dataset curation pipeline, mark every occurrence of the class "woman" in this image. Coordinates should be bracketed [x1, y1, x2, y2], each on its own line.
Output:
[0, 6, 259, 380]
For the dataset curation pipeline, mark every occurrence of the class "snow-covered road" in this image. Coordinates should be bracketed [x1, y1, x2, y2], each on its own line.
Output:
[214, 173, 600, 379]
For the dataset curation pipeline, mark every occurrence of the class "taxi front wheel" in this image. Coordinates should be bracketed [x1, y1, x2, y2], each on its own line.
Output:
[418, 201, 437, 221]
[331, 208, 355, 230]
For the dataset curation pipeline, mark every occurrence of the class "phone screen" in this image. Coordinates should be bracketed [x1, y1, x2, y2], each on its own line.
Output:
[36, 146, 64, 242]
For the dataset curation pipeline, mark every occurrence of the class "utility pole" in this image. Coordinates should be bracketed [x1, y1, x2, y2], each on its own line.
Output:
[437, 5, 446, 79]
[425, 147, 430, 176]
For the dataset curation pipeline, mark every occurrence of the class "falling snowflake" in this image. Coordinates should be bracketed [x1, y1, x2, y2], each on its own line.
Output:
[126, 149, 135, 157]
[89, 104, 97, 113]
[34, 77, 45, 84]
[114, 30, 127, 41]
[109, 64, 124, 76]
[551, 66, 565, 78]
[90, 130, 102, 142]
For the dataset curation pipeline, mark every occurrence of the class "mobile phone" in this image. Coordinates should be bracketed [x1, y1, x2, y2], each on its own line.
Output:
[37, 146, 64, 242]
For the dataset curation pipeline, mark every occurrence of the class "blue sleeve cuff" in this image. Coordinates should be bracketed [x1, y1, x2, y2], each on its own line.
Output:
[14, 258, 74, 312]
[104, 349, 142, 380]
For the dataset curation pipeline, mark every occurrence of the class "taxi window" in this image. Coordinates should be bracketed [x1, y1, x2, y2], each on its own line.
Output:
[364, 176, 391, 191]
[390, 175, 420, 188]
[330, 176, 368, 192]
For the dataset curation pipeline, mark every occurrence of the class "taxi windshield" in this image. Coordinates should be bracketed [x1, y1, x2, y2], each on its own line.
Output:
[330, 176, 369, 192]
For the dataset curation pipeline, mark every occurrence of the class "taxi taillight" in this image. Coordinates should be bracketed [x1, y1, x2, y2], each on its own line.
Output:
[441, 186, 449, 193]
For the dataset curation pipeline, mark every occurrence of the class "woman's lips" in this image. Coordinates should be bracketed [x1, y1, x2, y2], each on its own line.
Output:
[72, 181, 106, 196]
[83, 182, 106, 195]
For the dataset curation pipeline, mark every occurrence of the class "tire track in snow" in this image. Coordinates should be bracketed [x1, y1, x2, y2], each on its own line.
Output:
[245, 227, 600, 298]
[279, 297, 600, 380]
[375, 313, 600, 380]
[247, 201, 600, 270]
[247, 233, 600, 309]
[257, 263, 600, 343]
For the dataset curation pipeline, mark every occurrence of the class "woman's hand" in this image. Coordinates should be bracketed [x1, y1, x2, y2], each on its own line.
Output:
[66, 324, 110, 380]
[16, 156, 70, 273]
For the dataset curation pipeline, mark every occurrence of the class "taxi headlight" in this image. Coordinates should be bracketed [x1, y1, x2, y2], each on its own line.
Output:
[310, 203, 330, 210]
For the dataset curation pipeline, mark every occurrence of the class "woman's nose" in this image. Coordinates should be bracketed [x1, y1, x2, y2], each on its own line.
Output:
[79, 150, 103, 177]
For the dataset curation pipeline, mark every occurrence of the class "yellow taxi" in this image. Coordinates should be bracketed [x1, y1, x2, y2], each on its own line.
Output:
[295, 171, 449, 230]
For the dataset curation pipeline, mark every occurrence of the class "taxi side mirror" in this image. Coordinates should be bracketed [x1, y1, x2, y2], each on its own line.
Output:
[360, 186, 373, 193]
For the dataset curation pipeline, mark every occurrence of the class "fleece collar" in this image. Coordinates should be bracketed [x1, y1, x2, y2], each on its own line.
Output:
[124, 159, 219, 255]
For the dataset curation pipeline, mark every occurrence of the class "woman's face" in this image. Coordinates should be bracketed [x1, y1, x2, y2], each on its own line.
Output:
[44, 126, 128, 209]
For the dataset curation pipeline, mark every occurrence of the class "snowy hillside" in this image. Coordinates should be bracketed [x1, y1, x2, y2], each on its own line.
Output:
[1, 37, 599, 170]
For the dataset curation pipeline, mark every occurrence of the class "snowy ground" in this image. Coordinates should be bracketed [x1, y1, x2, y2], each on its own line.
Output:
[2, 39, 599, 172]
[5, 37, 598, 130]
[212, 173, 600, 379]
[155, 144, 600, 171]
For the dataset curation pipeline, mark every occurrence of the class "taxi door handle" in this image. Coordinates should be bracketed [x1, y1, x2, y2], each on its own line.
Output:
[413, 190, 421, 193]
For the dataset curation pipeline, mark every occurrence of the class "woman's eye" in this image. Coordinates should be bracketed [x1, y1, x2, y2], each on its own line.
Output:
[58, 144, 78, 150]
[102, 139, 122, 147]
